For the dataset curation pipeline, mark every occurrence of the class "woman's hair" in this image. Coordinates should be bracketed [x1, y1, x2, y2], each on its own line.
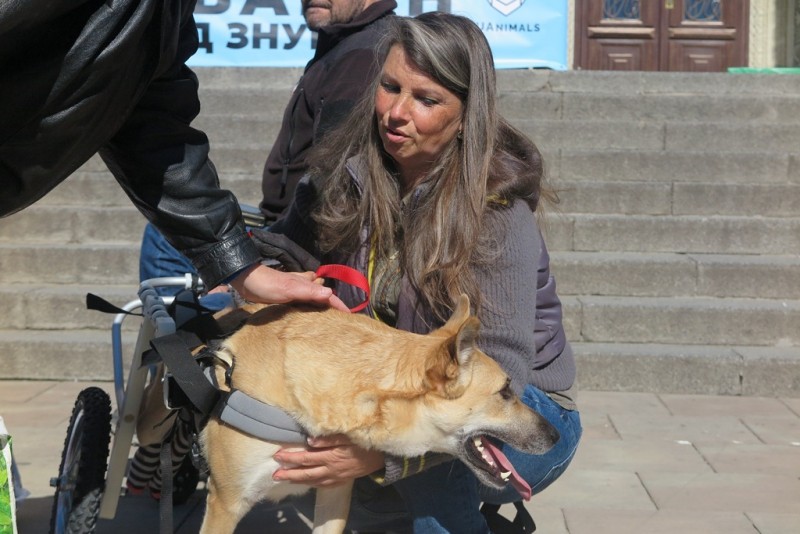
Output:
[309, 12, 548, 321]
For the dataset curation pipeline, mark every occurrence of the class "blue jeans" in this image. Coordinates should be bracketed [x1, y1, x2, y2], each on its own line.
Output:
[139, 223, 231, 310]
[139, 223, 195, 292]
[294, 385, 582, 533]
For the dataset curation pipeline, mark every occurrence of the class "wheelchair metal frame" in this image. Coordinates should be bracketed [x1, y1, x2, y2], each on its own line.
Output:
[98, 275, 206, 520]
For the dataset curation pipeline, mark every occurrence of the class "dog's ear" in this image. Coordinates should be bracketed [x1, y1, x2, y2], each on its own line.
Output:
[453, 315, 480, 368]
[426, 314, 481, 398]
[435, 294, 472, 338]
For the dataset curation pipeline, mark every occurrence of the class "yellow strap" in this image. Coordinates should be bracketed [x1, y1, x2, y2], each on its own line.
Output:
[487, 193, 509, 206]
[366, 238, 386, 324]
[367, 238, 377, 292]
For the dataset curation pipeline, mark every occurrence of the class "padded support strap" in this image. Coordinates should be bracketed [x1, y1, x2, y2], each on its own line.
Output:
[216, 390, 306, 444]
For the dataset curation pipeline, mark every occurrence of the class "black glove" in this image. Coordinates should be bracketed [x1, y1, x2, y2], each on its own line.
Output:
[249, 228, 320, 273]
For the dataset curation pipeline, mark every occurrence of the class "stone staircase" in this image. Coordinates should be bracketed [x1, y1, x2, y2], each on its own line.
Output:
[1, 69, 798, 396]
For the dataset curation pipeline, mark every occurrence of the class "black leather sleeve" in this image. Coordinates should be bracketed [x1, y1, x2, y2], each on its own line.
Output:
[98, 2, 260, 288]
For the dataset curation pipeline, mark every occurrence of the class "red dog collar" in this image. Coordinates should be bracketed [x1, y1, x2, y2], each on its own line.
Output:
[315, 265, 370, 313]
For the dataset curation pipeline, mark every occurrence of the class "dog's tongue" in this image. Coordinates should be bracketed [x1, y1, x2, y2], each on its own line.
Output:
[480, 437, 532, 501]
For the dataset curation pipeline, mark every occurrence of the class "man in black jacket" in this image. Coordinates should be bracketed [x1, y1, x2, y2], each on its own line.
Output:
[137, 0, 396, 292]
[260, 0, 397, 221]
[0, 0, 340, 308]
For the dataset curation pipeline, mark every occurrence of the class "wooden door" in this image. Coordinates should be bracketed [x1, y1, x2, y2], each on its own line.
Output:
[662, 0, 749, 71]
[575, 0, 749, 71]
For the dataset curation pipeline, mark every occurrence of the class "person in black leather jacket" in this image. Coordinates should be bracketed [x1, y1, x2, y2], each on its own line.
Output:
[0, 0, 341, 308]
[137, 0, 396, 292]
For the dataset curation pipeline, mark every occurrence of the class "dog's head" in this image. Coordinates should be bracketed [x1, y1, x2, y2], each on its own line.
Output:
[396, 294, 560, 499]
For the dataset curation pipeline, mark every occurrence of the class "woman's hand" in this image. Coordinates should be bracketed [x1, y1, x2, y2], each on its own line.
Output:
[272, 434, 385, 488]
[230, 264, 348, 311]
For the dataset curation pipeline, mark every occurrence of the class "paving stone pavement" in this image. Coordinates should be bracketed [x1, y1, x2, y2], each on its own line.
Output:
[2, 380, 799, 534]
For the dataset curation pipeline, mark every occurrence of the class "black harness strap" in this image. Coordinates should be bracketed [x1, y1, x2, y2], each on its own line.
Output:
[149, 333, 220, 418]
[159, 430, 174, 534]
[480, 501, 536, 533]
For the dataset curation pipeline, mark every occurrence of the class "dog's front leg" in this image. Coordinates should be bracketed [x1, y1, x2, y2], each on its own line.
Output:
[312, 480, 354, 534]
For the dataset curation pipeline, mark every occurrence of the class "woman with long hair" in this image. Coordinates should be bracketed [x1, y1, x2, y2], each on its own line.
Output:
[269, 12, 581, 532]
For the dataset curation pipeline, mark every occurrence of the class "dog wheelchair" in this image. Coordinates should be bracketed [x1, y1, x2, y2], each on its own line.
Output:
[48, 208, 318, 533]
[49, 274, 216, 534]
[49, 228, 538, 534]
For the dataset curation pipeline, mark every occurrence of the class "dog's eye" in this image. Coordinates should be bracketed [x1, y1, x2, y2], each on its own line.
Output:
[498, 378, 513, 400]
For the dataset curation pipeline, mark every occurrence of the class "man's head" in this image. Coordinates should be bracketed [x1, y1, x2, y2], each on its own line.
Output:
[302, 0, 377, 31]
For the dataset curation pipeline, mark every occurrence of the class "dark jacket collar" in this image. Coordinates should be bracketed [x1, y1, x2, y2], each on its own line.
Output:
[312, 0, 397, 60]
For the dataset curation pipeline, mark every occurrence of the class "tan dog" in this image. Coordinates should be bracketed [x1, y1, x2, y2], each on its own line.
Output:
[199, 295, 558, 534]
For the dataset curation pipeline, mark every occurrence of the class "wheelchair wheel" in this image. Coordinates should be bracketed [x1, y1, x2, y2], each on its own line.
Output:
[49, 387, 112, 534]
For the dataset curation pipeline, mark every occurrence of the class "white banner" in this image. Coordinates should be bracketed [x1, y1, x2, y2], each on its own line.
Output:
[189, 0, 568, 70]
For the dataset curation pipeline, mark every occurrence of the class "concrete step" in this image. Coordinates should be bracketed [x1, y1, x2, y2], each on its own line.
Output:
[194, 115, 282, 149]
[0, 329, 136, 381]
[556, 180, 800, 217]
[495, 70, 800, 97]
[0, 243, 140, 285]
[546, 214, 800, 255]
[0, 284, 140, 331]
[199, 88, 299, 119]
[556, 150, 800, 185]
[572, 342, 800, 397]
[562, 295, 800, 347]
[551, 252, 800, 299]
[35, 170, 131, 207]
[514, 119, 800, 153]
[0, 205, 146, 244]
[665, 121, 800, 153]
[195, 66, 304, 90]
[500, 93, 800, 124]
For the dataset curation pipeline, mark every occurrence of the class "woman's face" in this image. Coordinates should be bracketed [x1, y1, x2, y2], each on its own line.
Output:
[375, 45, 463, 189]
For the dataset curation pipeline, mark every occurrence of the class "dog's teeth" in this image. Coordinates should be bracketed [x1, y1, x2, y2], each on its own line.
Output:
[473, 437, 496, 466]
[500, 471, 511, 481]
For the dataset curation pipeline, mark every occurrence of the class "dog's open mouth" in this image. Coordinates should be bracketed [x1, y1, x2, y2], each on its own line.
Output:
[464, 436, 531, 500]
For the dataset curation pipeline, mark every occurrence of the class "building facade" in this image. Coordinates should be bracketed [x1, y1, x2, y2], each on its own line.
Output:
[568, 0, 799, 70]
